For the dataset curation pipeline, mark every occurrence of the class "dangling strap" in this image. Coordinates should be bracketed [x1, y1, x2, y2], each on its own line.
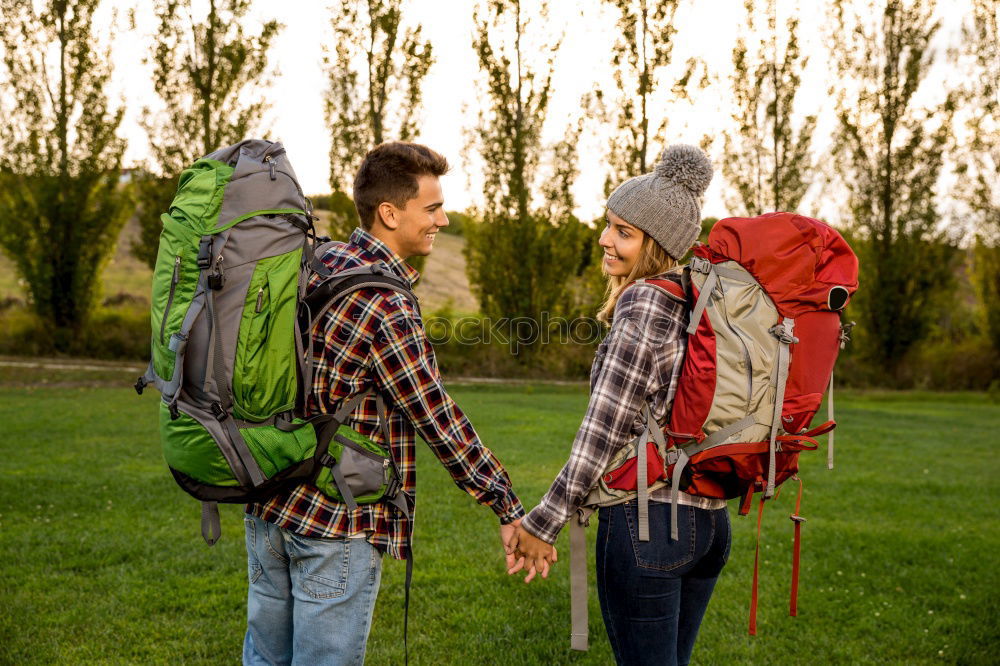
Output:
[385, 491, 413, 666]
[827, 372, 835, 470]
[201, 501, 221, 546]
[669, 448, 691, 541]
[636, 407, 652, 542]
[569, 508, 594, 651]
[749, 494, 767, 635]
[789, 476, 805, 617]
[766, 319, 796, 498]
[375, 393, 411, 666]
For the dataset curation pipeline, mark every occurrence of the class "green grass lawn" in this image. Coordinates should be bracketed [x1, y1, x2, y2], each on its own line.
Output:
[0, 367, 997, 664]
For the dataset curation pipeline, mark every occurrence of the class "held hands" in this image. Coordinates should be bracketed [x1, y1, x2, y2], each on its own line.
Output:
[501, 519, 558, 583]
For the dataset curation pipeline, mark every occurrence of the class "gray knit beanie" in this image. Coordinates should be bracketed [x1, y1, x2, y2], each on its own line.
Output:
[606, 144, 713, 260]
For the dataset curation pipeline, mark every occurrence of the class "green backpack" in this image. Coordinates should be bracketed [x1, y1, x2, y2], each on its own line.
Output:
[135, 140, 414, 544]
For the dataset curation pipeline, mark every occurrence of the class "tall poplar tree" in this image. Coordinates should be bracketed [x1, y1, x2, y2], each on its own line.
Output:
[595, 0, 682, 193]
[464, 0, 580, 332]
[957, 0, 1000, 354]
[829, 0, 958, 376]
[324, 0, 433, 248]
[325, 0, 432, 194]
[132, 0, 280, 267]
[0, 0, 131, 342]
[721, 0, 817, 216]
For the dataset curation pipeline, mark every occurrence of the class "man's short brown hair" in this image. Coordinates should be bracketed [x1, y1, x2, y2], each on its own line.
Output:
[353, 142, 450, 230]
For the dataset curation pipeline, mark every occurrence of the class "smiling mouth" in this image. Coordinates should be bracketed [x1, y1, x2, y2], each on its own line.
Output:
[604, 253, 619, 261]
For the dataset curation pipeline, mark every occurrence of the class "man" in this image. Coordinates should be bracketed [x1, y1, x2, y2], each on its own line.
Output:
[243, 142, 525, 665]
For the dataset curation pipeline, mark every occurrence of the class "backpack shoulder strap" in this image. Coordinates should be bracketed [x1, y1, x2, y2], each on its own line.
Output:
[303, 263, 420, 330]
[642, 276, 685, 302]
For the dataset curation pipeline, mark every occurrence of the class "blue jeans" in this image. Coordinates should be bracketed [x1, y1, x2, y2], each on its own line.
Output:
[596, 501, 731, 666]
[243, 514, 382, 666]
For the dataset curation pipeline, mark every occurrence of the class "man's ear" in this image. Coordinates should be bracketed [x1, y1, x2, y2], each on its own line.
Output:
[376, 201, 399, 230]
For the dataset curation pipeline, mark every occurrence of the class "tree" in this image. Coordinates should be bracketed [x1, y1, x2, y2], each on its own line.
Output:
[721, 0, 817, 216]
[324, 0, 432, 198]
[132, 0, 280, 267]
[593, 0, 683, 193]
[956, 0, 1000, 354]
[0, 0, 132, 343]
[463, 0, 582, 338]
[829, 0, 959, 377]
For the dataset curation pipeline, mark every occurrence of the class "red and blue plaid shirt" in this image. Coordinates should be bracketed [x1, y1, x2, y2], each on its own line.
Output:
[248, 228, 524, 559]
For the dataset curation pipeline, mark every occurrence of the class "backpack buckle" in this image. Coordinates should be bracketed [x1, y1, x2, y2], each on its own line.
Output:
[197, 237, 213, 269]
[689, 256, 712, 274]
[207, 272, 225, 290]
[211, 402, 228, 421]
[134, 376, 146, 395]
[319, 453, 335, 468]
[168, 402, 180, 420]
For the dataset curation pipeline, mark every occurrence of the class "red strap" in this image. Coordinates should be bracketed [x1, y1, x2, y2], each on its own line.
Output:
[789, 476, 805, 617]
[739, 482, 756, 515]
[749, 494, 766, 636]
[644, 277, 685, 300]
[800, 420, 836, 438]
[775, 434, 820, 451]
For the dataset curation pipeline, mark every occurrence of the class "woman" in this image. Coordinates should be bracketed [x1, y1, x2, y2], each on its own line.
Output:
[509, 145, 729, 666]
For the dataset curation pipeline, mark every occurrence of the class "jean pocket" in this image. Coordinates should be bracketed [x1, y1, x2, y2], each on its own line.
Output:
[291, 534, 350, 600]
[244, 517, 263, 585]
[625, 502, 697, 572]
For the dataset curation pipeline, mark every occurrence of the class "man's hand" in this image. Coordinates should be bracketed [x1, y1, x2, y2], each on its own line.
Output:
[500, 518, 522, 571]
[506, 524, 558, 583]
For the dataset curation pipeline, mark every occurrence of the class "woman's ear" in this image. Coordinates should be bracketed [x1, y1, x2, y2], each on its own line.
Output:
[376, 201, 399, 230]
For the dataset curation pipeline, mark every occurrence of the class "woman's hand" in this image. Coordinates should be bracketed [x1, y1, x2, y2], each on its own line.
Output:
[506, 524, 558, 583]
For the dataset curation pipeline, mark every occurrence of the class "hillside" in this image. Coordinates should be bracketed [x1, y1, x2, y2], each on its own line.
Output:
[0, 216, 478, 315]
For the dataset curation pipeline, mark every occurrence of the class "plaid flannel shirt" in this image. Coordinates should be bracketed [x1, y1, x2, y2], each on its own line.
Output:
[248, 228, 524, 559]
[521, 278, 688, 544]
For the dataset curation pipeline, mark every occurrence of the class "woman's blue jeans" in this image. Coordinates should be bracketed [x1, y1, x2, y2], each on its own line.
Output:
[596, 501, 731, 666]
[242, 513, 382, 666]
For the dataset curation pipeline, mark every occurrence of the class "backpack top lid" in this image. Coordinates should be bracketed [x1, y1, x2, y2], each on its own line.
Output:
[199, 139, 307, 232]
[695, 212, 859, 318]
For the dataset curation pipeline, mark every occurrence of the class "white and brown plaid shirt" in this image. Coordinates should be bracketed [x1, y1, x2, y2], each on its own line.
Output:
[522, 276, 688, 544]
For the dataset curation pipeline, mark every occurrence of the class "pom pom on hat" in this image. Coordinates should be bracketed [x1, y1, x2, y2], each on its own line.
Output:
[654, 144, 713, 196]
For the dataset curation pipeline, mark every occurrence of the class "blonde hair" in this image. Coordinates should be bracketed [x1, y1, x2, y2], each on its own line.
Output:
[596, 233, 679, 324]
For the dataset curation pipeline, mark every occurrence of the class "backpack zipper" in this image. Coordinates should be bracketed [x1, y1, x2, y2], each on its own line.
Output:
[159, 254, 182, 344]
[255, 286, 265, 313]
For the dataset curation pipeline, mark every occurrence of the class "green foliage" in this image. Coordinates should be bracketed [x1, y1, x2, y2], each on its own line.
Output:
[442, 210, 474, 236]
[592, 0, 683, 193]
[0, 0, 132, 341]
[324, 0, 434, 194]
[699, 216, 718, 243]
[829, 0, 959, 378]
[464, 0, 582, 338]
[313, 190, 360, 242]
[132, 0, 281, 268]
[0, 383, 997, 663]
[956, 1, 1000, 352]
[0, 303, 150, 360]
[721, 0, 817, 215]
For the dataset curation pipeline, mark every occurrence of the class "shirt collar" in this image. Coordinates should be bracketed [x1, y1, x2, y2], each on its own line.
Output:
[348, 227, 420, 285]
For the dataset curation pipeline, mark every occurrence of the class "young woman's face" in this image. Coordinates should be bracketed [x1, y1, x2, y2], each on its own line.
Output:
[599, 210, 644, 277]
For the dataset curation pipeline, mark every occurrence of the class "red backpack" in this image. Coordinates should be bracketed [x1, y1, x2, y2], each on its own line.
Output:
[591, 212, 858, 636]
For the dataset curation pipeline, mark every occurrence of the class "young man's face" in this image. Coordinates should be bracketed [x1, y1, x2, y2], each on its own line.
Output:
[381, 175, 449, 259]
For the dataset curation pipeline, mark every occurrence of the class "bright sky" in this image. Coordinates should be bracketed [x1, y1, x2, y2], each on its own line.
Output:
[99, 0, 968, 223]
